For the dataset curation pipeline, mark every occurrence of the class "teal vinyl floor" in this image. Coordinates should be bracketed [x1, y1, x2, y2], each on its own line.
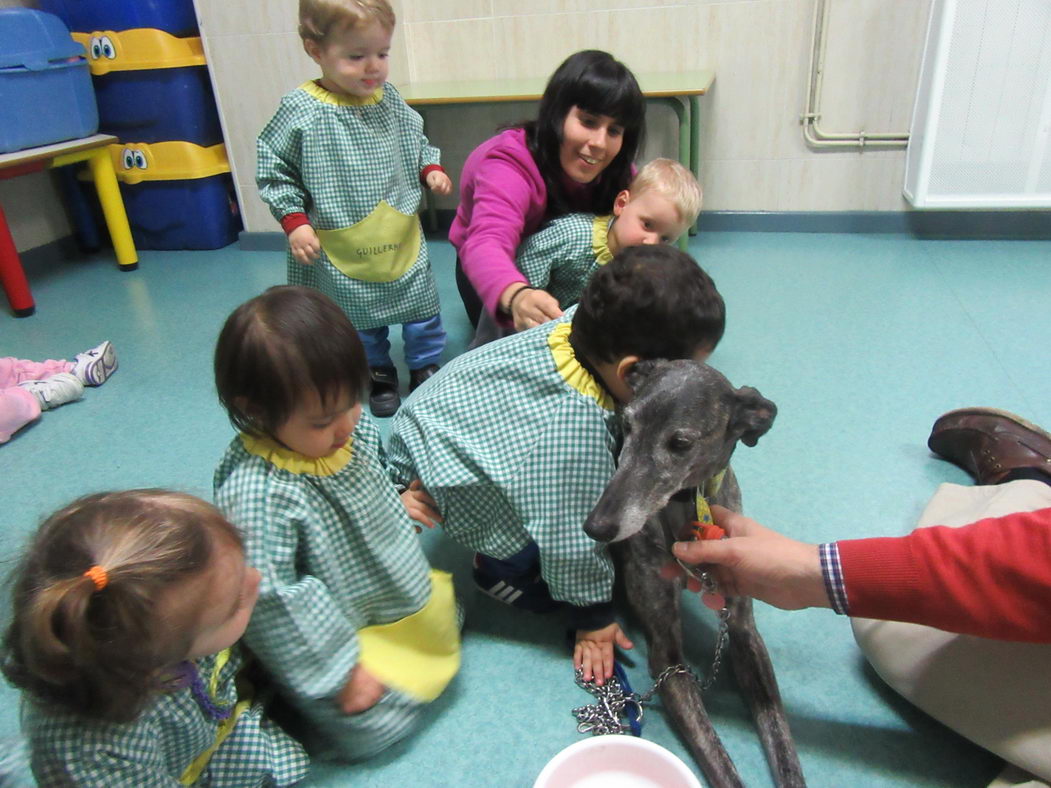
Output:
[2, 230, 1049, 787]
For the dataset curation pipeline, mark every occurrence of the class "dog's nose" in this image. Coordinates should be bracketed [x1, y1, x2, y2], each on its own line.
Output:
[583, 516, 617, 543]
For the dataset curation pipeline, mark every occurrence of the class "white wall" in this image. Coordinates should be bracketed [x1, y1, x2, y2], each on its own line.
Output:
[4, 0, 932, 249]
[196, 0, 932, 233]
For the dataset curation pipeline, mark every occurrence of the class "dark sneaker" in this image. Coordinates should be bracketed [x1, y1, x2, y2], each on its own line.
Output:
[409, 363, 440, 393]
[472, 554, 562, 614]
[368, 366, 400, 418]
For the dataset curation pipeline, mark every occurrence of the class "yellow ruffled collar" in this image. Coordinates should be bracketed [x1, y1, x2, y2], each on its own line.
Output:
[592, 215, 615, 265]
[300, 79, 384, 107]
[240, 433, 353, 476]
[547, 322, 614, 411]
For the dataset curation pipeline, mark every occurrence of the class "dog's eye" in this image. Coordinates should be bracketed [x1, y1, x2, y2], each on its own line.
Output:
[668, 433, 694, 452]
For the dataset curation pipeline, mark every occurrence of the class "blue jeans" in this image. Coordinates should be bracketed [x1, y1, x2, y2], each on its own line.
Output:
[358, 315, 445, 370]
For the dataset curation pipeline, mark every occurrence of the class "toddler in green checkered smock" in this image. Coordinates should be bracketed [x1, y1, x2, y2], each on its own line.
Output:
[471, 158, 703, 347]
[213, 286, 460, 762]
[256, 0, 452, 420]
[2, 490, 309, 787]
[387, 246, 725, 686]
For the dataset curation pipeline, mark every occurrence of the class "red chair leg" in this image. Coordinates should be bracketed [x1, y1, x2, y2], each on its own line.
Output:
[0, 202, 34, 317]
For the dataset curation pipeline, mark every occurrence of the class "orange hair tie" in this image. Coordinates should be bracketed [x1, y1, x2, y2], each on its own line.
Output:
[83, 565, 109, 591]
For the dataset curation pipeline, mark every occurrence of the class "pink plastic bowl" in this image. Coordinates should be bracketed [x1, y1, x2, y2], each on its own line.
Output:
[534, 736, 703, 788]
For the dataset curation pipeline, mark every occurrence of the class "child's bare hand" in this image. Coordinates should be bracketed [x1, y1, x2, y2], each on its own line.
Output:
[400, 479, 442, 532]
[288, 224, 321, 265]
[574, 622, 633, 686]
[337, 664, 386, 714]
[425, 170, 452, 196]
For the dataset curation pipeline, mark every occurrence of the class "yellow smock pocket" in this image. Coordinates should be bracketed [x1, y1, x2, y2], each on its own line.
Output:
[317, 201, 421, 283]
[357, 570, 461, 703]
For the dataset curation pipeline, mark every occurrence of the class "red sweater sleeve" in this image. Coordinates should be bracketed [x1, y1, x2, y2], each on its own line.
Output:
[837, 507, 1051, 642]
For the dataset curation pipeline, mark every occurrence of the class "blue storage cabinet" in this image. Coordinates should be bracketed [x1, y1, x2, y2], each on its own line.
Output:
[0, 9, 97, 153]
[93, 67, 222, 146]
[121, 175, 240, 250]
[37, 0, 199, 37]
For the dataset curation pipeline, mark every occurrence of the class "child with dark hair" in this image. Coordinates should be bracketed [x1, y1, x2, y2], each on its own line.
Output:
[451, 49, 647, 333]
[387, 246, 725, 684]
[212, 285, 460, 762]
[1, 489, 308, 786]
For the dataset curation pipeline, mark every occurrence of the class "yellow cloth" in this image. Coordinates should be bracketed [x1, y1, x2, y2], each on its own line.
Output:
[591, 214, 615, 265]
[179, 649, 253, 785]
[547, 322, 614, 411]
[357, 570, 461, 702]
[317, 201, 422, 283]
[298, 79, 383, 107]
[239, 433, 353, 477]
[694, 469, 727, 524]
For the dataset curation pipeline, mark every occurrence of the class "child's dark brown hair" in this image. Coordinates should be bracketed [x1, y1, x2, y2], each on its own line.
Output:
[214, 285, 369, 439]
[1, 490, 242, 723]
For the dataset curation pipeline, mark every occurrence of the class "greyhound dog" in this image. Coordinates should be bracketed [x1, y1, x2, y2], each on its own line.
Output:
[584, 359, 805, 788]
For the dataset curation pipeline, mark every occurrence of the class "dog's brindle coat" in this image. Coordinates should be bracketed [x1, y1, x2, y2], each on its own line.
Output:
[584, 360, 805, 788]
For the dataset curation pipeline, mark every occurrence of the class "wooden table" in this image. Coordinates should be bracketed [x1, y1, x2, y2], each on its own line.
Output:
[401, 70, 715, 248]
[0, 133, 138, 317]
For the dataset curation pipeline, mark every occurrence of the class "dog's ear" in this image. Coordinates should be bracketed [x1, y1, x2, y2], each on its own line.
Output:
[625, 359, 666, 393]
[731, 386, 777, 447]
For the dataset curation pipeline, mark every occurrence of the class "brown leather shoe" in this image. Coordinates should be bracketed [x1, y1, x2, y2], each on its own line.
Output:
[928, 407, 1051, 484]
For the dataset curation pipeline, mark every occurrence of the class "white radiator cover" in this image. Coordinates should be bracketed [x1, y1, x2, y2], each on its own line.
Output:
[904, 0, 1051, 208]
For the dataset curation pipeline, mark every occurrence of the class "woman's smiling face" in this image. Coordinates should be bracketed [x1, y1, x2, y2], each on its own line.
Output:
[559, 106, 625, 184]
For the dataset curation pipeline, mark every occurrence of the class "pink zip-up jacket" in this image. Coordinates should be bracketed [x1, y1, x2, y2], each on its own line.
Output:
[449, 128, 595, 321]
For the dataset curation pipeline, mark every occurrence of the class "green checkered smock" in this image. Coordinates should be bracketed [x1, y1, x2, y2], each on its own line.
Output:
[387, 307, 620, 608]
[257, 81, 440, 330]
[24, 647, 309, 787]
[517, 213, 613, 309]
[213, 411, 443, 760]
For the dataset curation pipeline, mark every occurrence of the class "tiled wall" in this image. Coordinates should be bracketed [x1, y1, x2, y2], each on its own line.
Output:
[197, 0, 932, 234]
[4, 0, 932, 249]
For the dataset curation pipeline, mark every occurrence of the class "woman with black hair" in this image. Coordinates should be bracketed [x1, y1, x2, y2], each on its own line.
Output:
[450, 50, 646, 332]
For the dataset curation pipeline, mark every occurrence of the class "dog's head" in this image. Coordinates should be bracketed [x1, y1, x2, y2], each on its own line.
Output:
[584, 360, 776, 543]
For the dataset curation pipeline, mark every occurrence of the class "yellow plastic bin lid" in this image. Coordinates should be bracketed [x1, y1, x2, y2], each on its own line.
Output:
[71, 28, 205, 75]
[110, 141, 229, 184]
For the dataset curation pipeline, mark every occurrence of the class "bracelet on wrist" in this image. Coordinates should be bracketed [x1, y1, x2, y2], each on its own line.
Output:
[505, 285, 538, 315]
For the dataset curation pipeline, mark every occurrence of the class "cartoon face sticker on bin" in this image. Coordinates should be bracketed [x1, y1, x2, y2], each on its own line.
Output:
[72, 29, 205, 76]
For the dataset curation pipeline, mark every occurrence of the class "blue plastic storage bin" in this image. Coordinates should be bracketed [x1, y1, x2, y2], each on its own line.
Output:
[0, 9, 98, 153]
[94, 67, 222, 146]
[37, 0, 198, 37]
[121, 174, 241, 250]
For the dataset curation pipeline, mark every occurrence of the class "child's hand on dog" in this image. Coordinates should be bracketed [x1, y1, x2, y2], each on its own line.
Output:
[400, 480, 442, 532]
[574, 622, 634, 685]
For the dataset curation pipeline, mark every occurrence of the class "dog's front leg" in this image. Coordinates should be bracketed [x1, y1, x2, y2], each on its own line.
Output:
[726, 596, 806, 787]
[617, 531, 744, 788]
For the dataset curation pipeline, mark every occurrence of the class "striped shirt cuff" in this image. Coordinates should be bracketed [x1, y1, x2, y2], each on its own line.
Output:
[819, 542, 850, 615]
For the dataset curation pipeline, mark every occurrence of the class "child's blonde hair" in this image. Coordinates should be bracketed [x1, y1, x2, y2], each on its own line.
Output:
[628, 158, 703, 227]
[1, 490, 242, 723]
[299, 0, 395, 43]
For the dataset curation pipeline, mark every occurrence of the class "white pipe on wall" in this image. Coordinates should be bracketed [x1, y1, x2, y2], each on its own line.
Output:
[802, 0, 911, 149]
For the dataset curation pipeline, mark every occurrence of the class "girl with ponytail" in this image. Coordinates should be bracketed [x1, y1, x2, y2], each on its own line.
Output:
[1, 489, 308, 787]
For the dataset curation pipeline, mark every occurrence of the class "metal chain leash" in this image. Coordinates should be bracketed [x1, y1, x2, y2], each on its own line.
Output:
[572, 570, 731, 737]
